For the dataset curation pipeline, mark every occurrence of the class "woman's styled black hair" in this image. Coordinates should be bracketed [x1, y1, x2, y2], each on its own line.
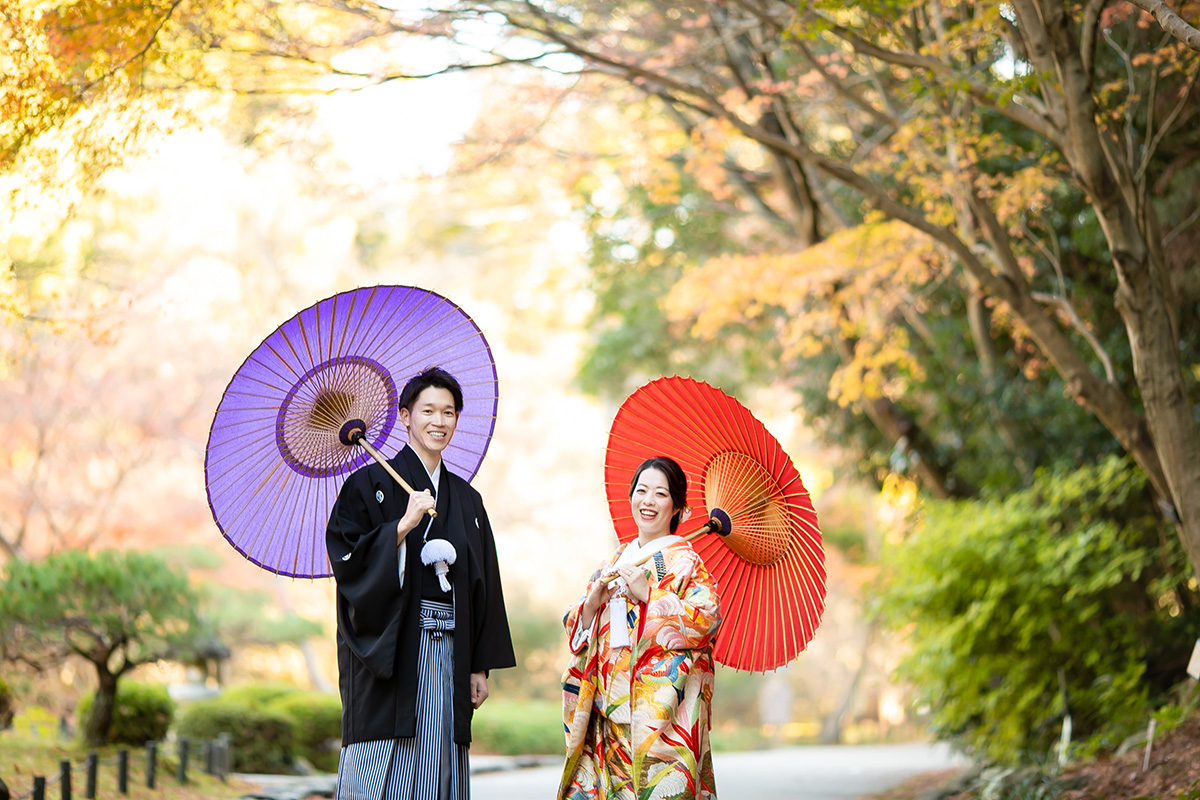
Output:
[629, 456, 689, 533]
[398, 366, 464, 413]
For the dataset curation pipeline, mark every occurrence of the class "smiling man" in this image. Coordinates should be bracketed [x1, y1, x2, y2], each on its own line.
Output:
[326, 366, 515, 800]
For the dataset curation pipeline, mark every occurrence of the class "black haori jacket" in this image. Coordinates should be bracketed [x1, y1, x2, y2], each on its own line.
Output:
[326, 445, 515, 746]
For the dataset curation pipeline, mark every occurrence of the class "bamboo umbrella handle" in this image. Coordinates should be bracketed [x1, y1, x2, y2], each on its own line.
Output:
[341, 421, 437, 518]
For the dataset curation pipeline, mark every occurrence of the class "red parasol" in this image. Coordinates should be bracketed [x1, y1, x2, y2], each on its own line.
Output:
[604, 376, 826, 672]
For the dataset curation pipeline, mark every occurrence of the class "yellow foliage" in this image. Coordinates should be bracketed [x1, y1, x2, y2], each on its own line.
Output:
[684, 118, 739, 202]
[828, 329, 927, 406]
[878, 473, 921, 544]
[666, 220, 945, 335]
[666, 221, 947, 405]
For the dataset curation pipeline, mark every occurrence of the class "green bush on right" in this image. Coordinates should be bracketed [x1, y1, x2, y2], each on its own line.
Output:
[875, 456, 1200, 765]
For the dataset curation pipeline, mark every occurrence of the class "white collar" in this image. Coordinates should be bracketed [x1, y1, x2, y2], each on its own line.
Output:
[617, 534, 681, 565]
[424, 459, 442, 496]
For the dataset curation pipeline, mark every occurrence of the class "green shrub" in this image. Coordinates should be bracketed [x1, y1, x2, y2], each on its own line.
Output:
[875, 457, 1200, 765]
[177, 698, 295, 774]
[268, 692, 342, 773]
[471, 699, 563, 755]
[77, 682, 175, 745]
[0, 676, 13, 728]
[220, 682, 302, 706]
[12, 705, 58, 738]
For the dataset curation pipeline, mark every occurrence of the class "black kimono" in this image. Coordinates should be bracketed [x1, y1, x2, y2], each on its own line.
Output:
[327, 445, 515, 746]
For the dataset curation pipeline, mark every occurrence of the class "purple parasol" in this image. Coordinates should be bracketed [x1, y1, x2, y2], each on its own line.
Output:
[204, 285, 498, 578]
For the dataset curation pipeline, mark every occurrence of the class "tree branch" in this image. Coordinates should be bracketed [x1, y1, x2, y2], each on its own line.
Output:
[1032, 291, 1118, 382]
[1126, 0, 1200, 51]
[1138, 59, 1200, 183]
[79, 0, 186, 94]
[1081, 0, 1110, 78]
[812, 11, 1065, 146]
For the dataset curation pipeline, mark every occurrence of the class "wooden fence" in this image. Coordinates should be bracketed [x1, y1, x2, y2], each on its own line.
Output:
[8, 737, 232, 800]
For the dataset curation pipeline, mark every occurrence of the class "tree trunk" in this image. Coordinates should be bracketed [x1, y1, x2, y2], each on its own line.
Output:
[1114, 253, 1200, 582]
[1013, 0, 1200, 582]
[83, 666, 118, 746]
[818, 622, 875, 743]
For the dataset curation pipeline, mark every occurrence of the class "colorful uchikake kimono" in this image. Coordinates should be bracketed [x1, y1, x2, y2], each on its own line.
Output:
[558, 535, 722, 800]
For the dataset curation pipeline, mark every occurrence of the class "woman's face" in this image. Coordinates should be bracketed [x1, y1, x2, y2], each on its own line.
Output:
[630, 466, 676, 539]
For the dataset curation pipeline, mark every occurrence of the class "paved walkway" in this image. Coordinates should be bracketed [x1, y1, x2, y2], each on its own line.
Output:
[237, 743, 969, 800]
[469, 743, 969, 800]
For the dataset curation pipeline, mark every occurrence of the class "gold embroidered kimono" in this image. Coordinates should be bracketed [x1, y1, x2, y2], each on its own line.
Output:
[558, 538, 721, 800]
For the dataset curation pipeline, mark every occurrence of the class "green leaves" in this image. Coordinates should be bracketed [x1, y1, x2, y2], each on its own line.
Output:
[876, 457, 1200, 763]
[0, 549, 203, 672]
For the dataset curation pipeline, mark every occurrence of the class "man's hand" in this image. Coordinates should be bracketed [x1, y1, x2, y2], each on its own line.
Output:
[470, 671, 489, 709]
[396, 489, 435, 543]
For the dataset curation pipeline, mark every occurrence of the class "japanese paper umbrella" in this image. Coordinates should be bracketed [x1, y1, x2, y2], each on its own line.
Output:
[204, 285, 498, 579]
[604, 376, 825, 672]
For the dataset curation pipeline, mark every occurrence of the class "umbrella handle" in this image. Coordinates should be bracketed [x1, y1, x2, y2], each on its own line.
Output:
[344, 425, 437, 518]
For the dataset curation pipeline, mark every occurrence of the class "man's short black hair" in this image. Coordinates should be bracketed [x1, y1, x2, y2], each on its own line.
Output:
[398, 367, 464, 413]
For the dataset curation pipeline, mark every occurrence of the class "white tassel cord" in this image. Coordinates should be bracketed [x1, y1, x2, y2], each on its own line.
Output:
[421, 539, 457, 593]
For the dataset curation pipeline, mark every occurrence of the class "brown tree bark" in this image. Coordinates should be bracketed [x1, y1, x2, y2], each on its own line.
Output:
[83, 665, 119, 747]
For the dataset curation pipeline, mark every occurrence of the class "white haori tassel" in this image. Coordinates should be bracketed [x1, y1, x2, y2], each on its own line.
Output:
[421, 539, 457, 593]
[605, 569, 631, 649]
[605, 534, 682, 649]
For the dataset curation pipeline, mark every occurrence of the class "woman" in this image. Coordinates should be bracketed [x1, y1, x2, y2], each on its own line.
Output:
[558, 456, 721, 800]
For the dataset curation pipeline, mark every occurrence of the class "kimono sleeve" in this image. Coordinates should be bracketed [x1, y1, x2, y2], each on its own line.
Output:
[468, 496, 517, 673]
[562, 554, 616, 654]
[326, 468, 405, 677]
[562, 580, 595, 655]
[640, 549, 721, 653]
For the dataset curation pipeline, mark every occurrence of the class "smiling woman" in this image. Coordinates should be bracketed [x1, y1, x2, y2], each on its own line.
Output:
[557, 456, 721, 800]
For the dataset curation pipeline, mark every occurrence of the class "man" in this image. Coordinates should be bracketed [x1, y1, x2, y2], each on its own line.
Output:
[327, 366, 515, 800]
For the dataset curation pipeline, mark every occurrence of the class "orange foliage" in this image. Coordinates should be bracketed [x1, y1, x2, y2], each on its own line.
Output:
[666, 221, 949, 406]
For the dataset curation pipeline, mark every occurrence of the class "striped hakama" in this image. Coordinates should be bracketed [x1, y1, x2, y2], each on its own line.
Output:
[336, 600, 471, 800]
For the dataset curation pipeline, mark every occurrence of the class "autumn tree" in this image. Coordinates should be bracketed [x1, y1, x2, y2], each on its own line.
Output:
[9, 0, 1200, 580]
[420, 0, 1200, 579]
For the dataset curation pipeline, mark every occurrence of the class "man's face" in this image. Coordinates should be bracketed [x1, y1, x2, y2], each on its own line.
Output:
[399, 386, 459, 462]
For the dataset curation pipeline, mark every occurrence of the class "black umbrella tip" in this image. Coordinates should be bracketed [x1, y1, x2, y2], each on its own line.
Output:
[339, 419, 367, 446]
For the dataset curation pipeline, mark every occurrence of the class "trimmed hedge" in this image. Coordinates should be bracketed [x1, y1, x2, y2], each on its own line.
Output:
[220, 683, 302, 707]
[77, 682, 175, 745]
[177, 699, 294, 774]
[268, 692, 342, 773]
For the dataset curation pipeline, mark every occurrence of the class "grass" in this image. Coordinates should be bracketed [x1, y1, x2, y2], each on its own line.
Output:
[471, 698, 563, 755]
[0, 731, 252, 800]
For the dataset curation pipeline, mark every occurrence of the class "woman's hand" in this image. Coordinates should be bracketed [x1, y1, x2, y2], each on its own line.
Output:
[580, 576, 614, 629]
[397, 489, 435, 543]
[616, 563, 652, 604]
